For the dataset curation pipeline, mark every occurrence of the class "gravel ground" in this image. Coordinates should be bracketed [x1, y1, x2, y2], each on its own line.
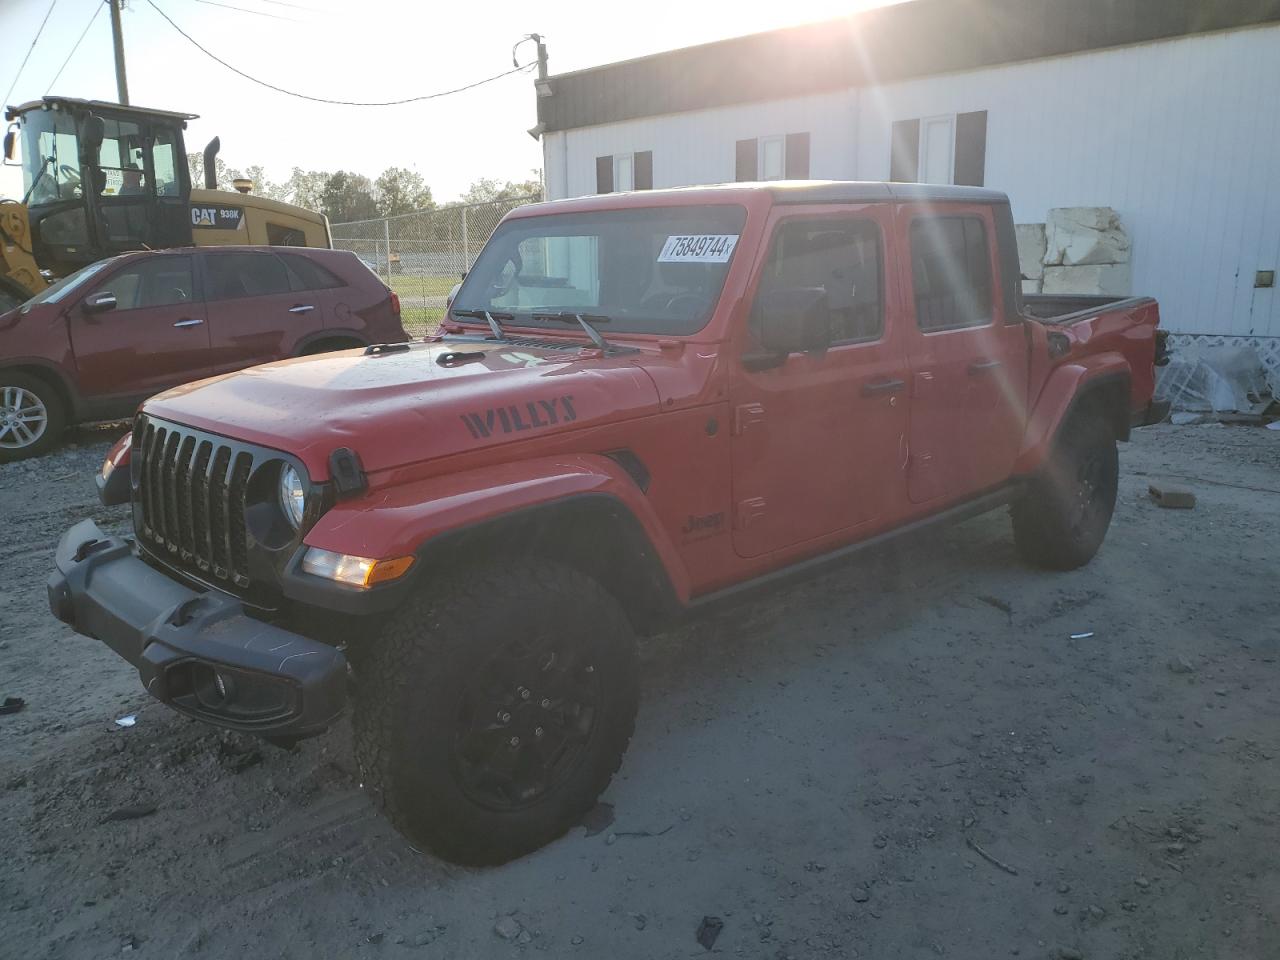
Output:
[1, 423, 1278, 959]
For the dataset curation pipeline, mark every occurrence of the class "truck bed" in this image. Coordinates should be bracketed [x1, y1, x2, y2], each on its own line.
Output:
[1021, 293, 1156, 324]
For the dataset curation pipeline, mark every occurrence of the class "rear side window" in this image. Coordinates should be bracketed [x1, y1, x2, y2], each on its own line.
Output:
[90, 256, 194, 310]
[280, 253, 345, 292]
[756, 218, 884, 343]
[909, 216, 993, 331]
[206, 253, 291, 301]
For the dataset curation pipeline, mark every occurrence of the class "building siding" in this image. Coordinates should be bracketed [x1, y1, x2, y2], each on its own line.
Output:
[544, 26, 1280, 338]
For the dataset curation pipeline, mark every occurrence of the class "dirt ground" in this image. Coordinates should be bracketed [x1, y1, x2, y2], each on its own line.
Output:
[1, 423, 1278, 960]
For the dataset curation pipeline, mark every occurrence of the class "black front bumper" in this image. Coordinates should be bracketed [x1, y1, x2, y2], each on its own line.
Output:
[48, 519, 346, 738]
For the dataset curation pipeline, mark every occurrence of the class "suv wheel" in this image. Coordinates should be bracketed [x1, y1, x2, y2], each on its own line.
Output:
[0, 372, 65, 462]
[1011, 414, 1119, 570]
[352, 558, 639, 865]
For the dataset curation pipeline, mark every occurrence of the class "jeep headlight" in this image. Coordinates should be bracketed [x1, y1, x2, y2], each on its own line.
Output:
[278, 464, 306, 529]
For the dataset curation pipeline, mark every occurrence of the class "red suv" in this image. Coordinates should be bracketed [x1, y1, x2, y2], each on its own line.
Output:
[0, 246, 407, 460]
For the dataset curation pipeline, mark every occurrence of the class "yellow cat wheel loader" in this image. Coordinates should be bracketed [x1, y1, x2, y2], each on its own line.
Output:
[2, 97, 331, 298]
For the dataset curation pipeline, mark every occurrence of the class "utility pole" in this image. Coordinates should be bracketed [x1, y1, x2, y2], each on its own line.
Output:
[109, 0, 130, 105]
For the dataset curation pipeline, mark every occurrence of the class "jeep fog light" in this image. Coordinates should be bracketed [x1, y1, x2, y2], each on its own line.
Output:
[302, 548, 414, 588]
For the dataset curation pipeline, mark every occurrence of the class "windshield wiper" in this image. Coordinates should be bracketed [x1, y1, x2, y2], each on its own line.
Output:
[451, 308, 513, 342]
[533, 312, 613, 352]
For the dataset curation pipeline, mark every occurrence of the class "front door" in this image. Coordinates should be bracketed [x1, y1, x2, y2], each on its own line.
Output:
[730, 207, 910, 558]
[897, 207, 1027, 503]
[69, 254, 211, 401]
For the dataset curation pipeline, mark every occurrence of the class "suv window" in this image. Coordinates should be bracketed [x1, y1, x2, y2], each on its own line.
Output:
[280, 253, 344, 292]
[89, 256, 194, 310]
[910, 216, 993, 331]
[206, 253, 291, 300]
[756, 218, 884, 343]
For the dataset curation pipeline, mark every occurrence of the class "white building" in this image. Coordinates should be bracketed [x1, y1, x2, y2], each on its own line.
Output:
[534, 0, 1280, 347]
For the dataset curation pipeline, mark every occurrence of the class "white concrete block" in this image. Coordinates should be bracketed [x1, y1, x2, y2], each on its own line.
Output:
[1042, 263, 1132, 296]
[1044, 207, 1131, 266]
[1015, 224, 1046, 280]
[1022, 278, 1043, 296]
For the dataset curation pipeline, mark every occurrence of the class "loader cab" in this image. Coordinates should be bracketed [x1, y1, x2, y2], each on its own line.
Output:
[4, 97, 195, 276]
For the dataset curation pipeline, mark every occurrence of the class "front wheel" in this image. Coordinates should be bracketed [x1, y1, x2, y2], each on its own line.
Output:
[0, 372, 65, 462]
[352, 558, 639, 865]
[1011, 414, 1119, 571]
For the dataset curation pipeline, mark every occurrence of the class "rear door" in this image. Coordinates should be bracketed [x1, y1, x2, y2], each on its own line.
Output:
[898, 206, 1027, 503]
[202, 250, 325, 374]
[69, 254, 210, 400]
[729, 206, 911, 558]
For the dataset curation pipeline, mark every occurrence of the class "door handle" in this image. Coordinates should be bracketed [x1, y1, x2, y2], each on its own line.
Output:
[861, 378, 905, 397]
[173, 318, 204, 328]
[289, 304, 315, 314]
[968, 359, 1002, 374]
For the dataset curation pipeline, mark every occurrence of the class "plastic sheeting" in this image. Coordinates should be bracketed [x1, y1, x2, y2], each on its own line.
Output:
[1156, 342, 1277, 414]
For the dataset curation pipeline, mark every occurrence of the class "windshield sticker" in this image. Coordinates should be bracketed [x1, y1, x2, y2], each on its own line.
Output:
[657, 235, 739, 263]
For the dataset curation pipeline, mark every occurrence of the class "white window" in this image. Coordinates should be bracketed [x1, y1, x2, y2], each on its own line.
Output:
[919, 115, 955, 185]
[759, 136, 786, 181]
[613, 153, 634, 192]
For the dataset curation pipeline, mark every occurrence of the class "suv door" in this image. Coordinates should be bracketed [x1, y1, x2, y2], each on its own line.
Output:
[203, 251, 325, 374]
[729, 207, 910, 559]
[68, 254, 210, 402]
[898, 207, 1028, 503]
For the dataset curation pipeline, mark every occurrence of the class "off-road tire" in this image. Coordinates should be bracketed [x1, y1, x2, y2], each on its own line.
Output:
[352, 558, 639, 865]
[0, 371, 65, 463]
[1011, 414, 1119, 571]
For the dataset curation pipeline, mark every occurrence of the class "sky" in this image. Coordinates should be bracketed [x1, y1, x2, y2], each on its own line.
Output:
[0, 0, 901, 204]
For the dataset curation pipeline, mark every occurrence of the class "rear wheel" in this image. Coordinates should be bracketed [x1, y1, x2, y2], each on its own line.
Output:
[1011, 414, 1118, 570]
[352, 558, 638, 865]
[0, 372, 65, 462]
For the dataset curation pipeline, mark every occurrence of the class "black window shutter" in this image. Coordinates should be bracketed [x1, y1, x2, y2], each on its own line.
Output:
[596, 155, 613, 194]
[634, 151, 653, 190]
[784, 133, 810, 179]
[735, 138, 758, 181]
[954, 111, 988, 186]
[889, 119, 920, 182]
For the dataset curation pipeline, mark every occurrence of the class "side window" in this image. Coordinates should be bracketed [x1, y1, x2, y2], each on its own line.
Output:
[206, 253, 291, 301]
[97, 118, 146, 197]
[89, 256, 194, 310]
[150, 130, 180, 197]
[266, 222, 307, 246]
[755, 218, 884, 343]
[280, 253, 344, 291]
[909, 216, 993, 331]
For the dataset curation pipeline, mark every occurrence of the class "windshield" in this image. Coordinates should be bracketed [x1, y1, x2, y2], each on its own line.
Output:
[451, 205, 747, 335]
[18, 259, 114, 312]
[19, 108, 82, 206]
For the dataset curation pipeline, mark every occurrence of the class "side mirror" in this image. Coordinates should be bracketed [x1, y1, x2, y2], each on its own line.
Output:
[82, 114, 105, 155]
[83, 292, 117, 314]
[751, 286, 832, 361]
[2, 126, 17, 165]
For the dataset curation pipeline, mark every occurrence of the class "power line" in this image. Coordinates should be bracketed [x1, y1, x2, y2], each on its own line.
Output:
[46, 1, 106, 94]
[3, 0, 58, 108]
[145, 0, 536, 106]
[192, 0, 301, 23]
[253, 0, 323, 11]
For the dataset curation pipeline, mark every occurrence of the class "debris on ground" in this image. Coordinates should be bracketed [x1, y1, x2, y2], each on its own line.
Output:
[114, 715, 136, 728]
[0, 696, 25, 716]
[966, 836, 1019, 875]
[1148, 483, 1197, 509]
[696, 916, 723, 951]
[100, 804, 158, 823]
[1168, 656, 1196, 674]
[1069, 631, 1096, 640]
[493, 916, 522, 941]
[580, 801, 615, 836]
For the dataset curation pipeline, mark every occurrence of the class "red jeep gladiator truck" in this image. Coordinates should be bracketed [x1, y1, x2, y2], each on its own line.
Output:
[48, 182, 1169, 864]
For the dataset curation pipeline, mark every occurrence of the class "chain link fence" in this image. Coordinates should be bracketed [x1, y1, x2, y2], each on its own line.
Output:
[330, 195, 539, 337]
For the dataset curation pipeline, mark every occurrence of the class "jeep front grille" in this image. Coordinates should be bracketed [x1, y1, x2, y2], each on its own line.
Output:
[134, 417, 260, 589]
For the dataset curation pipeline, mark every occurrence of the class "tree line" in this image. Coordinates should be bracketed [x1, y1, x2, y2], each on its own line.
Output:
[186, 154, 542, 223]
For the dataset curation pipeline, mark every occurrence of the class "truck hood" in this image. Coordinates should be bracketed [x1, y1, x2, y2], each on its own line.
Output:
[143, 339, 662, 477]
